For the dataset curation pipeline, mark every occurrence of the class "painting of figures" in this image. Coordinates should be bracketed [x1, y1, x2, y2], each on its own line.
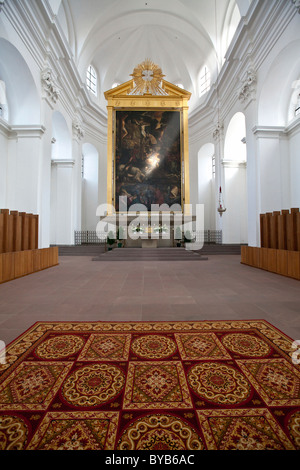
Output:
[115, 110, 182, 211]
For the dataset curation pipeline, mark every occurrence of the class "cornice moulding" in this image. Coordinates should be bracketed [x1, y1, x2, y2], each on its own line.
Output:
[0, 121, 46, 139]
[222, 160, 247, 169]
[11, 125, 46, 139]
[252, 125, 287, 138]
[51, 159, 75, 167]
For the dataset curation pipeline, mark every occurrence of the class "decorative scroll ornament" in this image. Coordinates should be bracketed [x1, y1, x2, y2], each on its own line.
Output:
[72, 119, 85, 140]
[129, 59, 168, 96]
[213, 122, 224, 141]
[41, 68, 60, 103]
[238, 69, 257, 104]
[291, 0, 300, 13]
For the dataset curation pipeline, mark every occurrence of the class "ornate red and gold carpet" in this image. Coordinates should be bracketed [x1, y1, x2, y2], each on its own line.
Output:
[0, 320, 299, 450]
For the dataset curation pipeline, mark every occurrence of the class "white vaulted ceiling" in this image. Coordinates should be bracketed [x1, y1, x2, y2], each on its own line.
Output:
[52, 0, 253, 113]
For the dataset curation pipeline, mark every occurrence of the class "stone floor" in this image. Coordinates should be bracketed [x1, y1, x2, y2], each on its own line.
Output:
[0, 254, 299, 346]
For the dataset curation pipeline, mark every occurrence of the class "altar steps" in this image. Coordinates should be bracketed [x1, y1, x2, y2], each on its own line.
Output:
[57, 245, 105, 257]
[95, 248, 207, 261]
[57, 244, 242, 259]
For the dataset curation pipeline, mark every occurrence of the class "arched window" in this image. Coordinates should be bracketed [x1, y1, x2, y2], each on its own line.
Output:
[86, 65, 97, 96]
[199, 66, 211, 97]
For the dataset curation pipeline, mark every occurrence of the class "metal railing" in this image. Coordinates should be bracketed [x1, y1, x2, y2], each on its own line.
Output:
[74, 231, 107, 245]
[74, 230, 223, 246]
[195, 230, 223, 245]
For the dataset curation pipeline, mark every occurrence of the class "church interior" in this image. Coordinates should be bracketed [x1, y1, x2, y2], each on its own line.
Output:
[0, 0, 300, 452]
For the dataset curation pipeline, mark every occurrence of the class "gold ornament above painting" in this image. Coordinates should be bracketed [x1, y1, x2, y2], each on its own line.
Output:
[104, 60, 191, 214]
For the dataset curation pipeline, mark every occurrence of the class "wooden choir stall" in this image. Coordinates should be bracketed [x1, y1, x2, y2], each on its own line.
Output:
[241, 208, 300, 280]
[0, 209, 58, 284]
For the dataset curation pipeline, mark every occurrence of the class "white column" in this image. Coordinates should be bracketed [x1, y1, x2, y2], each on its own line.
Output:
[72, 119, 84, 233]
[213, 123, 225, 234]
[51, 159, 75, 245]
[253, 126, 290, 213]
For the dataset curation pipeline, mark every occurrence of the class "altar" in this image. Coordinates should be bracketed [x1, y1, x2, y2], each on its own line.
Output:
[102, 60, 192, 246]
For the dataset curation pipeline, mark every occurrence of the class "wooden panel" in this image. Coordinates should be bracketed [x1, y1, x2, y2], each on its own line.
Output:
[35, 215, 39, 249]
[28, 214, 36, 250]
[7, 213, 14, 253]
[20, 213, 29, 251]
[0, 247, 58, 284]
[32, 249, 41, 272]
[248, 247, 260, 267]
[25, 250, 34, 275]
[276, 250, 288, 277]
[260, 214, 265, 248]
[267, 248, 277, 273]
[288, 251, 300, 280]
[287, 209, 299, 252]
[241, 246, 248, 264]
[1, 209, 9, 253]
[14, 251, 25, 278]
[296, 212, 300, 252]
[0, 213, 3, 254]
[10, 211, 22, 253]
[2, 253, 15, 282]
[278, 213, 287, 250]
[259, 248, 269, 270]
[270, 212, 280, 249]
[40, 248, 50, 270]
[50, 246, 59, 266]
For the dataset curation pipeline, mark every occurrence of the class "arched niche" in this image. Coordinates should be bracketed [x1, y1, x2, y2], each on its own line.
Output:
[222, 112, 248, 244]
[224, 112, 247, 162]
[51, 111, 72, 160]
[198, 143, 215, 229]
[82, 143, 99, 231]
[258, 40, 300, 127]
[0, 38, 40, 124]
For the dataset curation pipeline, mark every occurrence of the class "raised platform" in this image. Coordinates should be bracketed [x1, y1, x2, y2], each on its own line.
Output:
[93, 248, 207, 262]
[57, 244, 241, 257]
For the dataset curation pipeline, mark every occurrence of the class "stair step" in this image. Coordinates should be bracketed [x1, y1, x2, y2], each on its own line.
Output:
[56, 244, 242, 258]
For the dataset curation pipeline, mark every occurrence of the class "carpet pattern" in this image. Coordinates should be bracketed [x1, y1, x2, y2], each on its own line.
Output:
[0, 320, 299, 450]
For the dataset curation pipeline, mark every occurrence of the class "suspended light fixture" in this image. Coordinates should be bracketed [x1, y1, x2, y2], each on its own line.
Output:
[217, 186, 226, 216]
[214, 0, 226, 217]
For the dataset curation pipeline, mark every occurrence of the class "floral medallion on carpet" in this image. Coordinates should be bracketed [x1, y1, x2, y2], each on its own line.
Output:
[0, 320, 299, 451]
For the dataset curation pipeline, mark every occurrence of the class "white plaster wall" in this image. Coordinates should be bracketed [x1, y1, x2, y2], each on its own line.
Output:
[197, 143, 215, 230]
[5, 136, 43, 214]
[289, 129, 300, 208]
[223, 165, 248, 244]
[82, 144, 99, 231]
[50, 162, 74, 245]
[0, 128, 8, 207]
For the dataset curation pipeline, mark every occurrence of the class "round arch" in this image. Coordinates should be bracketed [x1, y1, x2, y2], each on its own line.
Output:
[51, 111, 72, 160]
[258, 40, 300, 126]
[224, 112, 247, 162]
[0, 38, 40, 124]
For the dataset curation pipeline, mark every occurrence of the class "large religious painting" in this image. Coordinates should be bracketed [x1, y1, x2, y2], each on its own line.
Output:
[115, 110, 182, 212]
